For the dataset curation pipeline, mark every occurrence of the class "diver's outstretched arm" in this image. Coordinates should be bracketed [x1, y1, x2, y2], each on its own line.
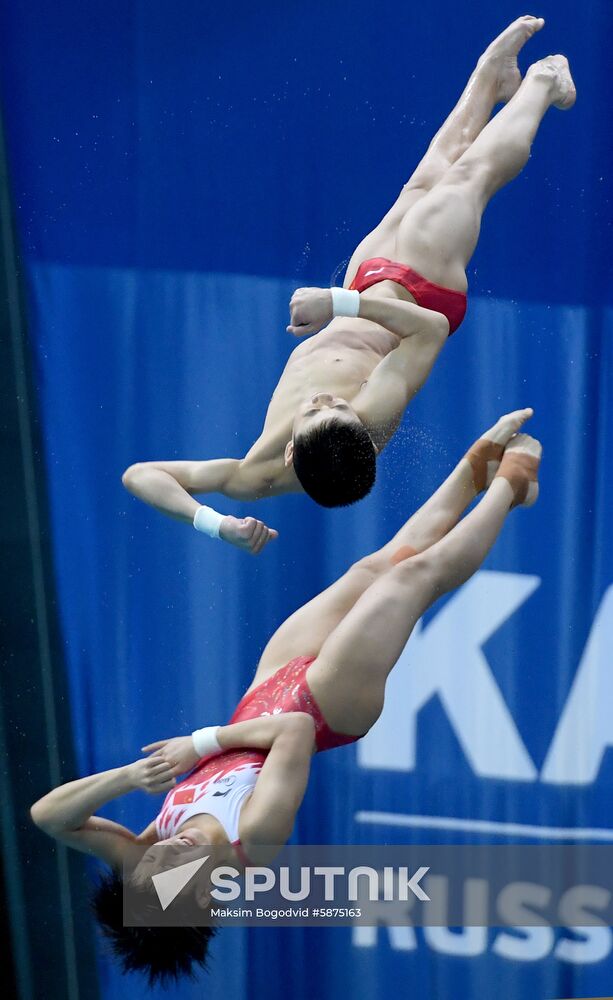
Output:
[122, 456, 279, 554]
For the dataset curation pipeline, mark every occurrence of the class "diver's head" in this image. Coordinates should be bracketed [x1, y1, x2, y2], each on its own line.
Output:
[132, 824, 219, 902]
[286, 393, 376, 507]
[92, 867, 217, 987]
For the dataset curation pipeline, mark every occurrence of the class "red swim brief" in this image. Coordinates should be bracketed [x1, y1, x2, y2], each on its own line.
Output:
[229, 655, 362, 752]
[156, 657, 362, 861]
[349, 256, 467, 334]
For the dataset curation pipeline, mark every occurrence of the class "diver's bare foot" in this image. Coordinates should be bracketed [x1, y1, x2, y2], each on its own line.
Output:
[479, 15, 545, 103]
[219, 515, 279, 554]
[483, 407, 534, 446]
[464, 408, 534, 492]
[527, 54, 576, 109]
[495, 433, 542, 508]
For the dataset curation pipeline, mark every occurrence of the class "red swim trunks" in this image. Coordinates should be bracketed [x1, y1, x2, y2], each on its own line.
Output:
[229, 655, 362, 752]
[350, 256, 467, 334]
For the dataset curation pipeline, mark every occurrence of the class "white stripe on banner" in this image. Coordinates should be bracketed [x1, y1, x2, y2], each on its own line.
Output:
[355, 812, 613, 842]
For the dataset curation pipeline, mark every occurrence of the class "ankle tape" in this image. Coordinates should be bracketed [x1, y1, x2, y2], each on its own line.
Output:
[465, 438, 505, 493]
[494, 451, 539, 508]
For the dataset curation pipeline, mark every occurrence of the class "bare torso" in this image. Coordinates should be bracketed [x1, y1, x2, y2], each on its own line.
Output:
[245, 281, 415, 487]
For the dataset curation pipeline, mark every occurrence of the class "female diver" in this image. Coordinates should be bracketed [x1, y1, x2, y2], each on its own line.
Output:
[31, 409, 540, 984]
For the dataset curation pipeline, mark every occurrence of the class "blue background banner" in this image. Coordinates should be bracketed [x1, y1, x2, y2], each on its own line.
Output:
[1, 2, 612, 998]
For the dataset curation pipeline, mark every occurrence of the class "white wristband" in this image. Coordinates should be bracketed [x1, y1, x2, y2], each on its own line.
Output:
[191, 725, 222, 757]
[193, 505, 225, 539]
[331, 287, 360, 318]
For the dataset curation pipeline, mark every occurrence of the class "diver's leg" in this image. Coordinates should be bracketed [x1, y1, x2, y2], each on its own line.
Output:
[343, 15, 544, 286]
[307, 435, 541, 734]
[253, 410, 532, 685]
[392, 55, 576, 292]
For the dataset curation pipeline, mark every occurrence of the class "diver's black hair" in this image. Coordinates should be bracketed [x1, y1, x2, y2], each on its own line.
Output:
[293, 418, 377, 507]
[91, 869, 218, 987]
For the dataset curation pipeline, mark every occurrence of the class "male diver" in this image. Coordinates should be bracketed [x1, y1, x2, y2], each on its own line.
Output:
[122, 18, 573, 552]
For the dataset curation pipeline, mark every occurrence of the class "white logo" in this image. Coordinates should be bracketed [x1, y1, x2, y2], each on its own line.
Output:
[407, 867, 430, 902]
[363, 267, 386, 277]
[151, 856, 209, 910]
[358, 571, 613, 786]
[359, 571, 538, 779]
[353, 571, 613, 966]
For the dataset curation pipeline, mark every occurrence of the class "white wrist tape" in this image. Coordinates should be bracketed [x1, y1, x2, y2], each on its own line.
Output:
[331, 287, 360, 318]
[193, 505, 225, 539]
[191, 725, 222, 757]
